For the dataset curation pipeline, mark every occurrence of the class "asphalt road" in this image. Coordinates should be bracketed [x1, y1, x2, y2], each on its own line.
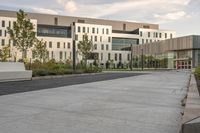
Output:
[0, 72, 144, 96]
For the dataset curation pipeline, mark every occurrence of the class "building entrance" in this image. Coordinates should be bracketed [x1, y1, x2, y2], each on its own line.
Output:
[176, 60, 192, 69]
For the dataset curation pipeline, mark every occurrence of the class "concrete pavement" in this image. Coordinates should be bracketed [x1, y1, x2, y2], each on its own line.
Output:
[0, 71, 190, 133]
[0, 73, 144, 96]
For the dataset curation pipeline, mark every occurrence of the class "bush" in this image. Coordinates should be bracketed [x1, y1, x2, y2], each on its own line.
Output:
[33, 69, 48, 77]
[84, 67, 102, 73]
[30, 60, 102, 77]
[195, 66, 200, 79]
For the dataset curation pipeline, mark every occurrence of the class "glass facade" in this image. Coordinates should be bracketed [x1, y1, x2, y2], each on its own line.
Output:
[37, 25, 71, 38]
[112, 37, 138, 51]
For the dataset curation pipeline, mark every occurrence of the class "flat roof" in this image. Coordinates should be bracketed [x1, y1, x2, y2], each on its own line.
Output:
[0, 9, 159, 31]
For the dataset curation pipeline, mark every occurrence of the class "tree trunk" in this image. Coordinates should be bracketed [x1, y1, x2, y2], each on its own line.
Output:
[22, 50, 27, 62]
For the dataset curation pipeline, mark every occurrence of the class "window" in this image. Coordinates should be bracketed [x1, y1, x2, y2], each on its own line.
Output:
[156, 32, 158, 38]
[146, 39, 148, 43]
[68, 42, 71, 49]
[115, 54, 117, 61]
[159, 33, 162, 38]
[2, 20, 5, 27]
[94, 44, 97, 50]
[143, 25, 150, 29]
[108, 37, 111, 42]
[1, 39, 5, 46]
[170, 33, 173, 38]
[65, 52, 67, 59]
[123, 23, 126, 31]
[87, 27, 89, 33]
[44, 42, 47, 48]
[47, 51, 49, 59]
[140, 31, 143, 37]
[59, 51, 63, 60]
[92, 28, 95, 33]
[106, 29, 109, 34]
[78, 26, 81, 32]
[49, 42, 52, 48]
[51, 51, 54, 59]
[4, 30, 7, 37]
[77, 19, 85, 23]
[108, 53, 111, 60]
[75, 34, 78, 40]
[95, 36, 97, 42]
[106, 44, 109, 50]
[91, 36, 93, 41]
[83, 27, 85, 33]
[97, 28, 99, 34]
[0, 30, 2, 36]
[142, 39, 144, 44]
[63, 42, 66, 48]
[70, 52, 72, 59]
[100, 36, 102, 42]
[101, 53, 103, 61]
[101, 44, 104, 50]
[57, 42, 60, 48]
[9, 21, 11, 28]
[102, 28, 104, 34]
[54, 17, 58, 25]
[9, 39, 11, 46]
[37, 25, 71, 38]
[148, 32, 151, 37]
[119, 54, 122, 61]
[127, 54, 130, 61]
[165, 33, 167, 38]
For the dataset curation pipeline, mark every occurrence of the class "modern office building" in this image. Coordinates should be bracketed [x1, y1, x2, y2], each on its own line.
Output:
[132, 35, 200, 69]
[0, 9, 176, 68]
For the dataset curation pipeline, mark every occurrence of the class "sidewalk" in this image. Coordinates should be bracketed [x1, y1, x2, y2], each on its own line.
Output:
[0, 71, 190, 133]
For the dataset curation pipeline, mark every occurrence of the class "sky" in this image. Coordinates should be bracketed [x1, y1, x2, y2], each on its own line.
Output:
[0, 0, 199, 37]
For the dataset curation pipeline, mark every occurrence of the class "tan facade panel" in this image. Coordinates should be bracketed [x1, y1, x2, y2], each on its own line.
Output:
[133, 35, 199, 55]
[0, 10, 159, 31]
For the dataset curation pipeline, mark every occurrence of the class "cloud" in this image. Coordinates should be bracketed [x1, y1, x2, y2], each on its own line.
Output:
[57, 0, 192, 20]
[57, 0, 77, 13]
[154, 11, 190, 22]
[65, 0, 77, 13]
[32, 7, 59, 15]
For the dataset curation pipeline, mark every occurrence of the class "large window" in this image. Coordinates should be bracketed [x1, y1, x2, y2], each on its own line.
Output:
[37, 25, 71, 38]
[112, 37, 138, 50]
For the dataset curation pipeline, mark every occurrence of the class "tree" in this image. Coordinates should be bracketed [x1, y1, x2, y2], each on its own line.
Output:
[32, 39, 48, 63]
[77, 34, 93, 66]
[0, 46, 11, 62]
[7, 9, 36, 60]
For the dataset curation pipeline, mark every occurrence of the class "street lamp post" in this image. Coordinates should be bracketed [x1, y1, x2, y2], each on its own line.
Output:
[130, 44, 133, 71]
[72, 22, 76, 72]
[141, 48, 144, 71]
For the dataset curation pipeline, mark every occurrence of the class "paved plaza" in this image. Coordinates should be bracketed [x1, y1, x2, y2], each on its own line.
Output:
[0, 71, 190, 133]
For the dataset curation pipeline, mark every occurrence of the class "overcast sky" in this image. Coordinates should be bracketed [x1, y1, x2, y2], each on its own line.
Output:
[0, 0, 199, 37]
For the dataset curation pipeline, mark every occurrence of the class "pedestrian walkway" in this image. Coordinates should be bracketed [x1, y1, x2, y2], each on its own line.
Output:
[0, 71, 190, 133]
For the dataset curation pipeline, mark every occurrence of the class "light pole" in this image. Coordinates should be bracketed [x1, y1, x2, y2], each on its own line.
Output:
[141, 48, 144, 71]
[130, 44, 133, 71]
[72, 22, 76, 72]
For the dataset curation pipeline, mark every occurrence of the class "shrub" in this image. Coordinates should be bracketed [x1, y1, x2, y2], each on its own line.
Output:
[33, 69, 48, 77]
[195, 66, 200, 79]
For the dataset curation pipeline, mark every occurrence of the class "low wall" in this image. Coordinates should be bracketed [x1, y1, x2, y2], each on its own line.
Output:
[182, 74, 200, 133]
[0, 62, 32, 82]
